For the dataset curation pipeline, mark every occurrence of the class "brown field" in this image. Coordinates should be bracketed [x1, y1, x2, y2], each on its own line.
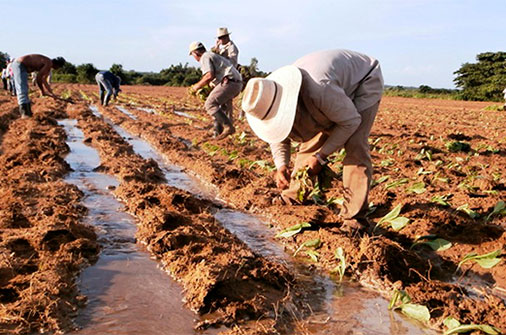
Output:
[0, 84, 504, 334]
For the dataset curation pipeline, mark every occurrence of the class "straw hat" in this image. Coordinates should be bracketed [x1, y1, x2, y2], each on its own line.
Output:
[216, 27, 231, 38]
[188, 41, 205, 55]
[242, 65, 302, 143]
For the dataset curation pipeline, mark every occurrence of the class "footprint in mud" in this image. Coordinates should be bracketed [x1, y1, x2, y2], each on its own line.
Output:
[41, 229, 76, 251]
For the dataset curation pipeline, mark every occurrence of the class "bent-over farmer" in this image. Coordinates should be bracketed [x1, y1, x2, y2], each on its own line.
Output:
[188, 41, 242, 139]
[95, 70, 121, 106]
[241, 49, 384, 232]
[11, 54, 65, 117]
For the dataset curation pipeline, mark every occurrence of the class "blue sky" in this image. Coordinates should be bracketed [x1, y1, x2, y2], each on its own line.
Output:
[1, 0, 504, 88]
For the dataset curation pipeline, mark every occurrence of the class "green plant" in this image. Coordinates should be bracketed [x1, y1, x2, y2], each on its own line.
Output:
[443, 316, 501, 335]
[371, 175, 389, 187]
[248, 160, 276, 172]
[275, 222, 311, 238]
[485, 200, 506, 222]
[388, 290, 430, 323]
[431, 194, 453, 206]
[331, 247, 347, 282]
[456, 204, 480, 219]
[293, 238, 321, 262]
[375, 204, 410, 231]
[385, 178, 409, 190]
[458, 249, 502, 269]
[407, 182, 426, 194]
[294, 166, 337, 204]
[415, 148, 433, 161]
[446, 141, 471, 153]
[411, 235, 452, 251]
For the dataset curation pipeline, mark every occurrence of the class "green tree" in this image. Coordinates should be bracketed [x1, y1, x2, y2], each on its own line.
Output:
[454, 52, 506, 101]
[52, 60, 78, 83]
[110, 63, 129, 84]
[76, 63, 99, 84]
[0, 51, 10, 69]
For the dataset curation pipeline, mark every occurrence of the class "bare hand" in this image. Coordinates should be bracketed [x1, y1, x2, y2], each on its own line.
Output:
[275, 165, 291, 190]
[307, 155, 323, 176]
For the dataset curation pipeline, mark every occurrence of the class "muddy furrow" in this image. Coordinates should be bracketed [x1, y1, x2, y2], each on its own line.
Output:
[65, 103, 312, 333]
[88, 99, 506, 332]
[0, 96, 99, 334]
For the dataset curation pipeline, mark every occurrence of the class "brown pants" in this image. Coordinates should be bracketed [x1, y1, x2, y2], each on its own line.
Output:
[282, 101, 380, 219]
[204, 79, 242, 120]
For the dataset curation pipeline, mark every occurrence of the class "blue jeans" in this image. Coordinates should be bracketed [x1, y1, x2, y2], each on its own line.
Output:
[11, 61, 29, 105]
[95, 73, 114, 105]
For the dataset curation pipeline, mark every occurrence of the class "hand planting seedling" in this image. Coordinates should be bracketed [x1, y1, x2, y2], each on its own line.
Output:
[443, 317, 501, 335]
[388, 290, 430, 323]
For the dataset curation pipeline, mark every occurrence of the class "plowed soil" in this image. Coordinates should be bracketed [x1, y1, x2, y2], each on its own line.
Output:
[1, 84, 504, 335]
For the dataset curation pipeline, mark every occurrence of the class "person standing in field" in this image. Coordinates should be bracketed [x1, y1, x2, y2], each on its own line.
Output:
[95, 70, 121, 106]
[6, 59, 16, 96]
[503, 87, 506, 111]
[11, 54, 66, 117]
[188, 41, 242, 139]
[212, 27, 239, 68]
[1, 62, 7, 90]
[211, 27, 240, 122]
[241, 49, 384, 233]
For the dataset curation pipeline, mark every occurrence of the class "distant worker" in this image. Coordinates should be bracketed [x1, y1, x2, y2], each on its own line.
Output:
[1, 61, 7, 90]
[188, 41, 242, 139]
[503, 87, 506, 111]
[11, 54, 66, 117]
[95, 70, 121, 106]
[241, 49, 384, 233]
[6, 59, 16, 96]
[212, 27, 239, 68]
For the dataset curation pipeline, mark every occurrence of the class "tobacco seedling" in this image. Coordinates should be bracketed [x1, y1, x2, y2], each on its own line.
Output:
[446, 141, 471, 153]
[443, 316, 501, 335]
[388, 290, 430, 323]
[458, 249, 502, 269]
[485, 200, 506, 222]
[374, 204, 410, 232]
[331, 247, 347, 282]
[294, 238, 321, 262]
[248, 160, 276, 172]
[431, 194, 453, 206]
[385, 178, 410, 190]
[407, 182, 426, 194]
[415, 148, 433, 161]
[275, 222, 311, 238]
[411, 235, 452, 251]
[371, 175, 389, 187]
[455, 204, 480, 219]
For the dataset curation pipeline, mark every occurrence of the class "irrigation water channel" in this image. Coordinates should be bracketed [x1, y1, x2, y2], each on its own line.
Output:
[60, 105, 434, 334]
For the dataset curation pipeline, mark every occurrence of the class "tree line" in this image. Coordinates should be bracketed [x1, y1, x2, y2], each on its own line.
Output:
[51, 58, 268, 87]
[1, 51, 504, 101]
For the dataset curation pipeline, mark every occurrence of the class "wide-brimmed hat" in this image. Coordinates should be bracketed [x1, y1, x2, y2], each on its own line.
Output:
[242, 65, 302, 143]
[188, 41, 205, 55]
[216, 27, 231, 38]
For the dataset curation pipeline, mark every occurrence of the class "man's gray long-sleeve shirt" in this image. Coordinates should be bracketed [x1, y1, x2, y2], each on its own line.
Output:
[269, 49, 384, 169]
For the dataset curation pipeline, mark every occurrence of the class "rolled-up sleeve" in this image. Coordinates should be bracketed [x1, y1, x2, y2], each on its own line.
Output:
[269, 139, 291, 170]
[314, 84, 361, 156]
